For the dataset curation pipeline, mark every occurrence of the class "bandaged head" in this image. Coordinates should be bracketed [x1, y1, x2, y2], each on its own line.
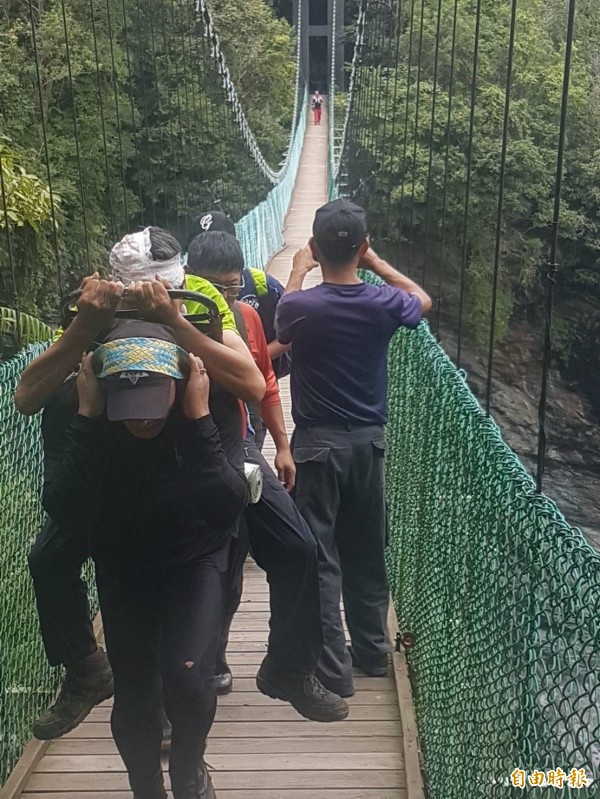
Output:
[109, 227, 185, 288]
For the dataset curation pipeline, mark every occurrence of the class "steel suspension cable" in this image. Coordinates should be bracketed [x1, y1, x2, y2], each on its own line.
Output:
[421, 0, 444, 289]
[370, 0, 396, 239]
[169, 0, 190, 240]
[27, 0, 62, 294]
[105, 0, 130, 229]
[183, 0, 204, 202]
[160, 0, 185, 239]
[362, 0, 389, 232]
[397, 0, 417, 251]
[147, 2, 170, 225]
[536, 0, 577, 492]
[485, 0, 518, 415]
[383, 0, 404, 226]
[59, 0, 91, 271]
[334, 0, 366, 191]
[121, 0, 144, 224]
[136, 0, 156, 227]
[456, 0, 483, 367]
[436, 0, 459, 337]
[89, 0, 116, 241]
[407, 0, 426, 275]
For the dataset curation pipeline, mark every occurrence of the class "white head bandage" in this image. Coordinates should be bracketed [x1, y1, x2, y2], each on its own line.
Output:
[109, 228, 185, 288]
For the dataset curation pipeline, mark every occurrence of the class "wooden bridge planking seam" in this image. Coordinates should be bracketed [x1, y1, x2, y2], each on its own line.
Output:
[13, 106, 414, 799]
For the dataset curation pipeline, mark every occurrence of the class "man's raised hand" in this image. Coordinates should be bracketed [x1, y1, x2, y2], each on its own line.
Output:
[126, 280, 181, 326]
[76, 275, 124, 333]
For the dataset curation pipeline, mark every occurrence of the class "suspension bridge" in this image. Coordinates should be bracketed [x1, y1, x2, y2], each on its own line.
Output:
[1, 0, 600, 798]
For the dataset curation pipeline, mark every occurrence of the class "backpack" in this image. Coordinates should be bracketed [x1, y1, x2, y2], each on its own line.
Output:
[239, 267, 291, 379]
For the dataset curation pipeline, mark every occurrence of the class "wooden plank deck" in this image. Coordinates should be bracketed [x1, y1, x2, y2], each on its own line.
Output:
[20, 560, 406, 798]
[11, 106, 413, 799]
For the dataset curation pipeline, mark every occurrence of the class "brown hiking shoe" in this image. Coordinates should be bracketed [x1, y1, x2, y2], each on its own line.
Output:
[256, 655, 349, 723]
[32, 649, 114, 740]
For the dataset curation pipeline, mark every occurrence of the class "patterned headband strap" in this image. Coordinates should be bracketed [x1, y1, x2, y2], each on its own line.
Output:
[93, 338, 189, 379]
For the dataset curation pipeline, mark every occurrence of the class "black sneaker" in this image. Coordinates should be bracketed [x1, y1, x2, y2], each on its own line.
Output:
[256, 655, 349, 723]
[32, 650, 114, 740]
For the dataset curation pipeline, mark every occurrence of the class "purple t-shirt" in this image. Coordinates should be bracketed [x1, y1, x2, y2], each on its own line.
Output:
[276, 281, 422, 426]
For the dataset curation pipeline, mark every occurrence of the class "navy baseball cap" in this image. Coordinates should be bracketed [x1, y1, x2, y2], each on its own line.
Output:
[313, 199, 368, 260]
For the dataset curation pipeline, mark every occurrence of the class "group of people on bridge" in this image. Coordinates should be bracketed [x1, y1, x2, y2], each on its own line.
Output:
[15, 199, 431, 799]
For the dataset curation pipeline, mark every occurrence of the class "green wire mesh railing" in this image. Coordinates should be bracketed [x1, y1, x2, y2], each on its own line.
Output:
[0, 342, 82, 787]
[236, 94, 307, 270]
[383, 318, 600, 798]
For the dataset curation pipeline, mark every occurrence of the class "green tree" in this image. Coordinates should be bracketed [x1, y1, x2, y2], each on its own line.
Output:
[208, 0, 296, 163]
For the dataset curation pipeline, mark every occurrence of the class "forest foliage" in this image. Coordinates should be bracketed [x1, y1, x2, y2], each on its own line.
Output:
[343, 0, 600, 414]
[0, 0, 294, 322]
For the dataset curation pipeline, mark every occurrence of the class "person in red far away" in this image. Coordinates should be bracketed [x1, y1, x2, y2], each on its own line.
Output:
[311, 90, 323, 125]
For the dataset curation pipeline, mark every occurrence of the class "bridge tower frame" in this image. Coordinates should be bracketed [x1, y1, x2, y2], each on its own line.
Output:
[293, 0, 345, 92]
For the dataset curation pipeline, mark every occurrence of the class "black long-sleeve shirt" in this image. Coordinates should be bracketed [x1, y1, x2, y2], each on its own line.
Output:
[42, 411, 249, 567]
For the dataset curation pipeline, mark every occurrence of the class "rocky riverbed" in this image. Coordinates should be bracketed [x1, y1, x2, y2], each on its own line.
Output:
[436, 318, 600, 549]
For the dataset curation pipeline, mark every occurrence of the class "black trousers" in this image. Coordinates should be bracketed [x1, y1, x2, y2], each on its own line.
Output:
[292, 424, 392, 696]
[96, 554, 224, 791]
[28, 519, 96, 667]
[221, 441, 323, 674]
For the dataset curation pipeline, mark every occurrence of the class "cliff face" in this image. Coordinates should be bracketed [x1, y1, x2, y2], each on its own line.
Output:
[436, 317, 600, 549]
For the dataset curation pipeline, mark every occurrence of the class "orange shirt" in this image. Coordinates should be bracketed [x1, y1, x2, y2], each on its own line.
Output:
[237, 301, 280, 413]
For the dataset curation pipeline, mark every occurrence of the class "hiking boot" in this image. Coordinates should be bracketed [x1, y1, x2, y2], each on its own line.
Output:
[349, 646, 389, 677]
[170, 758, 216, 799]
[256, 655, 349, 723]
[211, 666, 233, 696]
[32, 648, 114, 740]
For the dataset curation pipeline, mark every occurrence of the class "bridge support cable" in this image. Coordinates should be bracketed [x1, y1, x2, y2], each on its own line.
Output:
[105, 0, 131, 231]
[435, 0, 459, 337]
[396, 0, 416, 250]
[421, 0, 444, 290]
[406, 0, 426, 277]
[484, 0, 519, 416]
[89, 0, 117, 242]
[456, 0, 483, 368]
[121, 0, 145, 226]
[59, 0, 91, 272]
[368, 1, 398, 242]
[383, 0, 404, 228]
[26, 0, 63, 295]
[536, 0, 577, 493]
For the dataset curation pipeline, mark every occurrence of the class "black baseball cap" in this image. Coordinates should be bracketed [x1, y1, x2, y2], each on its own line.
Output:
[94, 321, 187, 422]
[312, 199, 368, 260]
[102, 371, 174, 422]
[193, 210, 236, 236]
